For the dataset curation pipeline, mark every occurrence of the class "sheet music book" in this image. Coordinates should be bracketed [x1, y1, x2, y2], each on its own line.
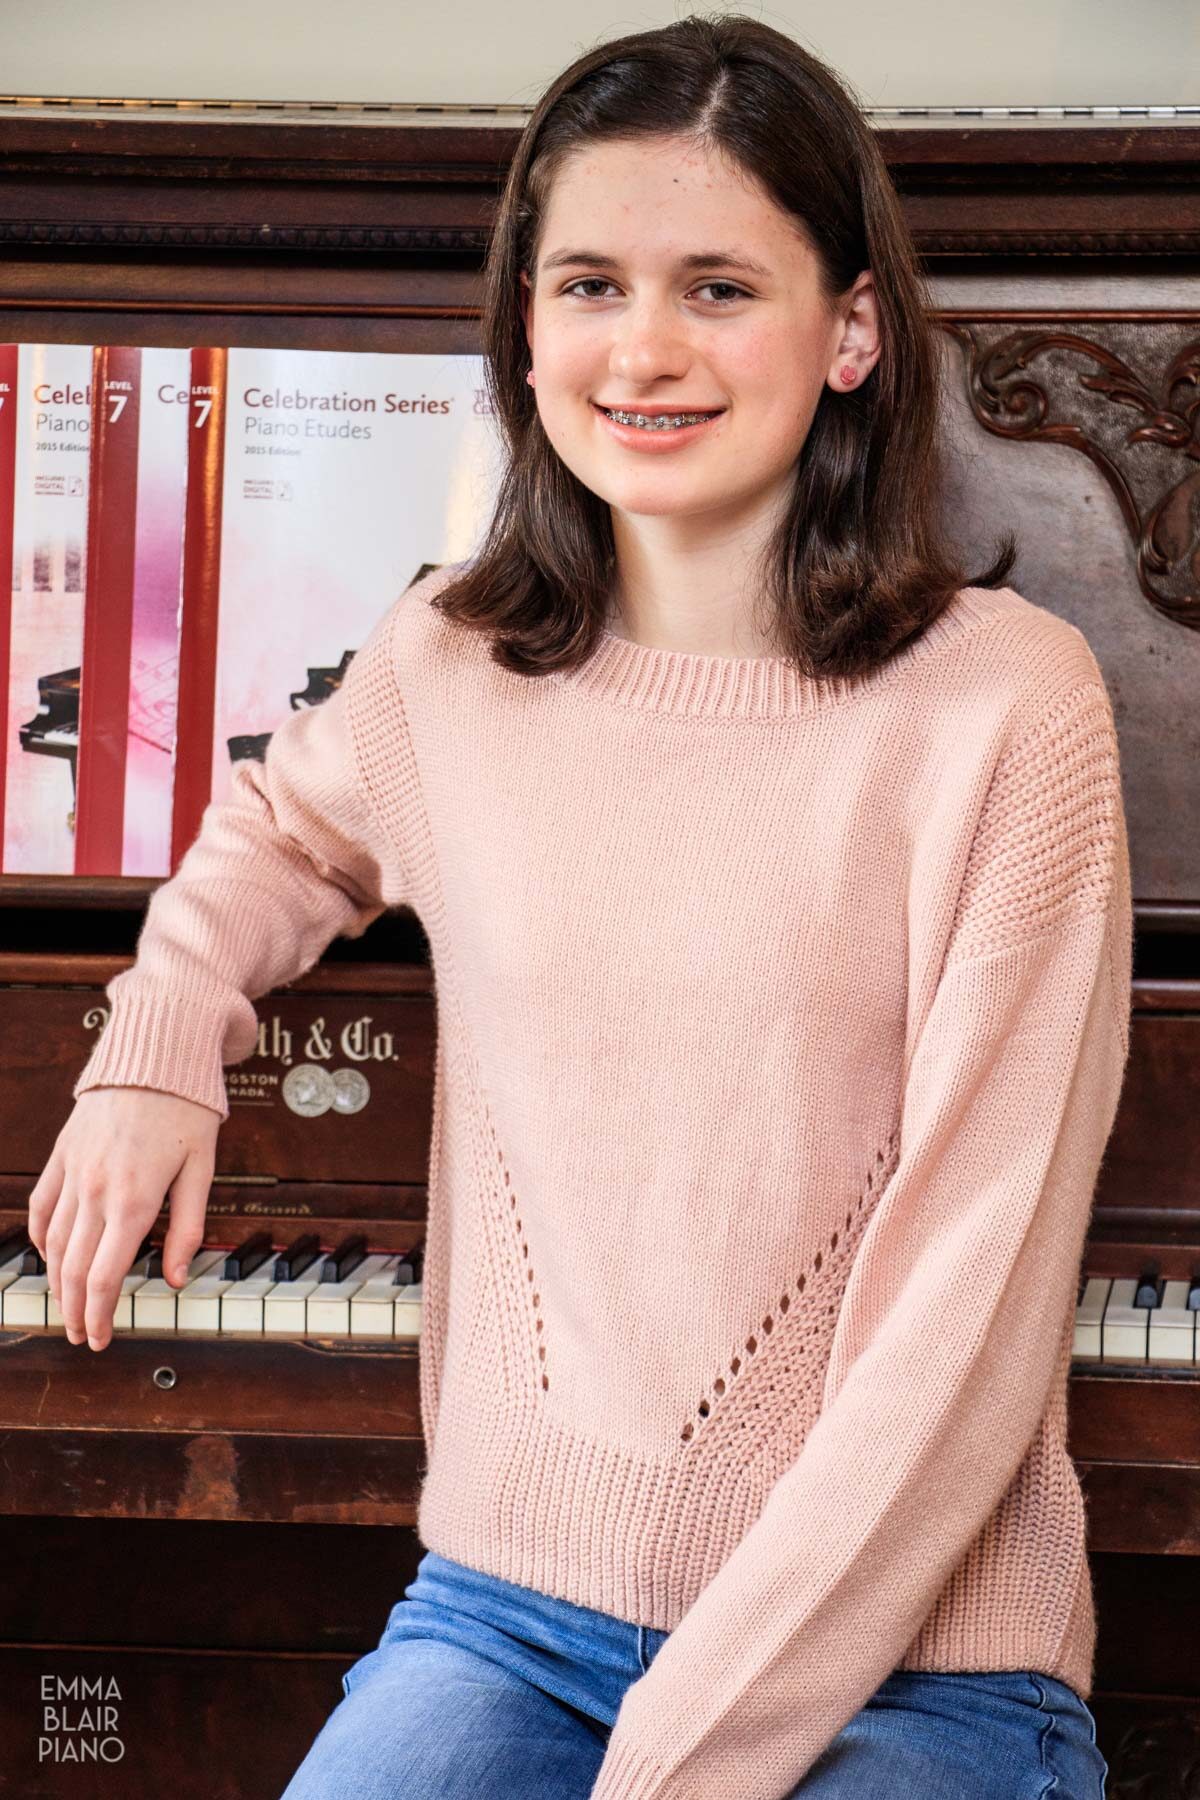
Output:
[0, 343, 93, 874]
[2, 343, 505, 878]
[75, 345, 189, 876]
[202, 346, 503, 814]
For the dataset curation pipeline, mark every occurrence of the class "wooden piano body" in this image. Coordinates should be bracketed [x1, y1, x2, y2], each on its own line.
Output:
[0, 104, 1198, 1798]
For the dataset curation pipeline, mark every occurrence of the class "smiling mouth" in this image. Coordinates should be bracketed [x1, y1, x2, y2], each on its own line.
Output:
[594, 403, 724, 432]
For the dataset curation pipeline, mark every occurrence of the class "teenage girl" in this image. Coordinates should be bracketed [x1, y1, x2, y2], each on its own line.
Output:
[32, 17, 1126, 1798]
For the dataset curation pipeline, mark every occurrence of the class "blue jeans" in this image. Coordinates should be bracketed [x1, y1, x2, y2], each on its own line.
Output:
[280, 1549, 1109, 1798]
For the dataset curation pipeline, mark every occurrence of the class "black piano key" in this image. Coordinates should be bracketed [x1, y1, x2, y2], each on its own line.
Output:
[274, 1233, 322, 1282]
[1134, 1271, 1164, 1310]
[223, 1232, 275, 1281]
[1137, 1267, 1165, 1310]
[0, 1228, 29, 1268]
[322, 1234, 367, 1282]
[391, 1243, 426, 1285]
[19, 1246, 45, 1276]
[146, 1247, 164, 1278]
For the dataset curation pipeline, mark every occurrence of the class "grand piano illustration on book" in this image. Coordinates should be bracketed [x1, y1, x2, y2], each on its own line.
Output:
[18, 652, 178, 837]
[17, 666, 82, 830]
[226, 648, 355, 766]
[225, 565, 440, 767]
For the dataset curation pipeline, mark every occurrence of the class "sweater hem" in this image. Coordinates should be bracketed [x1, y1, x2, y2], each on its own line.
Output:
[415, 1389, 1095, 1704]
[589, 1739, 673, 1800]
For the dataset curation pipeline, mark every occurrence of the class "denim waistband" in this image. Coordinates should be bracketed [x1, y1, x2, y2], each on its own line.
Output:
[388, 1550, 670, 1727]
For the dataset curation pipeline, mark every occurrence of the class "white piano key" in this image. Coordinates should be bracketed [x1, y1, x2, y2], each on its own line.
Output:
[1073, 1276, 1110, 1361]
[263, 1270, 326, 1335]
[348, 1257, 403, 1337]
[1101, 1277, 1149, 1364]
[1148, 1279, 1196, 1365]
[176, 1270, 235, 1332]
[307, 1254, 393, 1335]
[394, 1280, 423, 1341]
[133, 1249, 225, 1331]
[113, 1256, 155, 1330]
[4, 1273, 49, 1327]
[219, 1270, 280, 1333]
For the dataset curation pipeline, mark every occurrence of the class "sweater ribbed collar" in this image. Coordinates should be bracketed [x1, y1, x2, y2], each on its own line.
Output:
[547, 585, 1005, 719]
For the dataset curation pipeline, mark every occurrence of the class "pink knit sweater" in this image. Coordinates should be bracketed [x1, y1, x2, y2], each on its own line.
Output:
[75, 564, 1133, 1800]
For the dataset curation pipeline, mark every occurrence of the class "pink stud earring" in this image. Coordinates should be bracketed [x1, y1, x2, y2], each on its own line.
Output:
[526, 369, 536, 387]
[839, 365, 857, 386]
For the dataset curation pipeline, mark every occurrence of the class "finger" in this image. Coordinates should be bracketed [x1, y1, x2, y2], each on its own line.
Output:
[44, 1181, 79, 1316]
[59, 1204, 107, 1346]
[84, 1221, 140, 1352]
[162, 1156, 213, 1287]
[28, 1142, 67, 1258]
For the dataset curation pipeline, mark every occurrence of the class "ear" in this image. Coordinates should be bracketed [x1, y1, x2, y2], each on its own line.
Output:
[824, 270, 882, 393]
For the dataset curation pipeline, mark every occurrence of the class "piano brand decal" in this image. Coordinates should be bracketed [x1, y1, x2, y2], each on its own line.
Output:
[83, 1005, 391, 1113]
[253, 1012, 397, 1069]
[38, 1673, 124, 1765]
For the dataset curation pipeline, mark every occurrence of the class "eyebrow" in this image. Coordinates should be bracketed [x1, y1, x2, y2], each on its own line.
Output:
[539, 248, 772, 277]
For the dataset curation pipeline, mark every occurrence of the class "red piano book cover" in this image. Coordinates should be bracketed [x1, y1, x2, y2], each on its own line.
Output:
[169, 345, 227, 874]
[74, 346, 189, 877]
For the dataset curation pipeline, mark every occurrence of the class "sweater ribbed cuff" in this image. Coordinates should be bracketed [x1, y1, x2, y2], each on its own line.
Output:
[73, 985, 233, 1120]
[590, 1736, 673, 1800]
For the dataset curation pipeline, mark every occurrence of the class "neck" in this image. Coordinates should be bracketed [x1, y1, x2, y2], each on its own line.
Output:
[607, 500, 786, 659]
[605, 588, 784, 660]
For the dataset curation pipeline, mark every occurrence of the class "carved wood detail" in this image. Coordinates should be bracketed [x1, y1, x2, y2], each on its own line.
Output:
[942, 319, 1200, 629]
[0, 221, 490, 254]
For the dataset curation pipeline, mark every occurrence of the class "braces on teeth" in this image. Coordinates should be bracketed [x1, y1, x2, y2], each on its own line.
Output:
[604, 408, 717, 430]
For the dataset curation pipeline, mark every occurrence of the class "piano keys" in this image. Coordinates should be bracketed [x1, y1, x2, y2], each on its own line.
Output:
[1073, 1272, 1200, 1367]
[0, 1234, 424, 1340]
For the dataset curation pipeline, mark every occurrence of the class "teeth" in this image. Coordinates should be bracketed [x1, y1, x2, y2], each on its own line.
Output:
[604, 408, 716, 430]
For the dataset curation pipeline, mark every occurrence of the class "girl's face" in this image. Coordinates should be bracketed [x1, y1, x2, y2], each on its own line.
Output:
[519, 134, 878, 537]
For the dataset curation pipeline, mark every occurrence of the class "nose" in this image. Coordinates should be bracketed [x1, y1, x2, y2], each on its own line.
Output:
[607, 295, 692, 388]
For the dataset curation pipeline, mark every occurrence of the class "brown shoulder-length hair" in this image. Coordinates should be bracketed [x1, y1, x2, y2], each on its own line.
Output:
[432, 12, 1015, 682]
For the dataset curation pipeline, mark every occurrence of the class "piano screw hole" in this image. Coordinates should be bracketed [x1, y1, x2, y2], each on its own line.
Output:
[152, 1366, 177, 1391]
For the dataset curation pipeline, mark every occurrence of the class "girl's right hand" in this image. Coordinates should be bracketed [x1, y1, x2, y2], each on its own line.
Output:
[27, 1086, 222, 1351]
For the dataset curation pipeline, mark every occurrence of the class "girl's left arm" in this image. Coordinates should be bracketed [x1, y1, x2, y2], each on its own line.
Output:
[591, 678, 1134, 1800]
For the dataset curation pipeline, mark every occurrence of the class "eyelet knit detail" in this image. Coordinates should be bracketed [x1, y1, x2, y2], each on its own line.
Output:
[477, 1086, 552, 1394]
[680, 1131, 902, 1450]
[947, 681, 1122, 962]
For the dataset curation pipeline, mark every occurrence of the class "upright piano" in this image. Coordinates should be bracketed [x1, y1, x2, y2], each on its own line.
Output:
[0, 102, 1197, 1799]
